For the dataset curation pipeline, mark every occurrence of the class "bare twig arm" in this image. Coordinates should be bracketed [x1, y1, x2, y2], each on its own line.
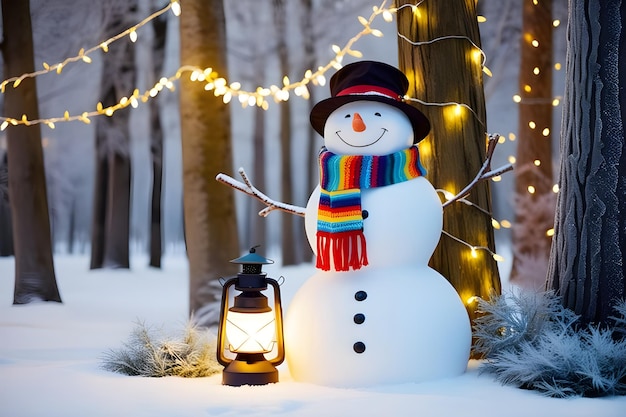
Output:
[442, 134, 514, 208]
[216, 168, 307, 217]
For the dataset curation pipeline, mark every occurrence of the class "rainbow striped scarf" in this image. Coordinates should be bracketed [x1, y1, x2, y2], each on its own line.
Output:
[316, 145, 426, 271]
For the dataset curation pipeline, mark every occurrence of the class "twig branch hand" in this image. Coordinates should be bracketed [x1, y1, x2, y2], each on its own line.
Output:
[442, 134, 513, 208]
[216, 168, 306, 217]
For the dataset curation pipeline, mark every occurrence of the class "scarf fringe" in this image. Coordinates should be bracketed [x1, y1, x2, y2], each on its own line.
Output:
[316, 231, 369, 271]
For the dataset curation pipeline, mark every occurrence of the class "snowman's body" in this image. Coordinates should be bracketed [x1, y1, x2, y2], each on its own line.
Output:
[284, 98, 472, 387]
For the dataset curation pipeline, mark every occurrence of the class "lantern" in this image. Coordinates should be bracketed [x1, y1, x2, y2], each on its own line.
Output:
[216, 247, 285, 386]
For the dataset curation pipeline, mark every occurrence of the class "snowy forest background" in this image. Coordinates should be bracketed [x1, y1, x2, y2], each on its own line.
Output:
[0, 0, 568, 263]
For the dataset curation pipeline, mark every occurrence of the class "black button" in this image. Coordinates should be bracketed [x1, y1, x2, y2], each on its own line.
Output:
[353, 313, 365, 324]
[353, 342, 366, 353]
[362, 210, 369, 219]
[354, 291, 367, 301]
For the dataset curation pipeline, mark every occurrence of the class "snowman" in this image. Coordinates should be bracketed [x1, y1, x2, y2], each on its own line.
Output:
[219, 61, 472, 387]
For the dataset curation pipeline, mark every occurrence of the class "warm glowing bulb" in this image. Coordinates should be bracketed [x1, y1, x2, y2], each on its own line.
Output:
[470, 247, 478, 258]
[492, 175, 502, 182]
[466, 296, 479, 305]
[477, 15, 487, 23]
[528, 185, 536, 194]
[555, 63, 562, 70]
[542, 128, 550, 136]
[553, 19, 560, 27]
[533, 67, 540, 75]
[513, 94, 522, 103]
[546, 228, 555, 237]
[524, 84, 532, 93]
[552, 98, 560, 106]
[534, 159, 541, 166]
[508, 132, 516, 141]
[492, 219, 501, 229]
[553, 184, 559, 193]
[130, 29, 138, 43]
[528, 121, 536, 129]
[508, 155, 517, 164]
[493, 254, 505, 262]
[531, 39, 539, 47]
[171, 0, 181, 16]
[501, 220, 512, 228]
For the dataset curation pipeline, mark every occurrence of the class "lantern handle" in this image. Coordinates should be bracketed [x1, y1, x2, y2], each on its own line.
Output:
[266, 278, 285, 366]
[216, 276, 238, 366]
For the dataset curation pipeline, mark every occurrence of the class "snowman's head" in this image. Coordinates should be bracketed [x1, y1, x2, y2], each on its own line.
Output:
[310, 61, 430, 146]
[323, 100, 414, 155]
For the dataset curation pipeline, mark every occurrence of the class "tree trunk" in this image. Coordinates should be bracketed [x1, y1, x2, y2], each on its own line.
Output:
[90, 2, 136, 270]
[510, 0, 555, 289]
[300, 0, 318, 263]
[180, 0, 239, 326]
[2, 0, 61, 303]
[149, 13, 167, 269]
[90, 149, 107, 269]
[0, 152, 13, 257]
[249, 69, 267, 248]
[395, 0, 501, 322]
[273, 0, 299, 266]
[547, 0, 626, 325]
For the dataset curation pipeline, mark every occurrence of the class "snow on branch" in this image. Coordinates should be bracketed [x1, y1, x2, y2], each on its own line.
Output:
[216, 168, 306, 217]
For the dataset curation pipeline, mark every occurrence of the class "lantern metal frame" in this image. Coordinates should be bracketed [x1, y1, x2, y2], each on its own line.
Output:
[216, 248, 285, 386]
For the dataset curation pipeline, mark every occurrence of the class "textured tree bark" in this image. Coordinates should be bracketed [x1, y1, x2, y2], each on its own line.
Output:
[180, 0, 239, 326]
[395, 0, 501, 323]
[2, 0, 61, 303]
[510, 0, 555, 289]
[547, 0, 626, 325]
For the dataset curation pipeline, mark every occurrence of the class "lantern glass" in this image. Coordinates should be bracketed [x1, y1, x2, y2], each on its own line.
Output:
[225, 310, 276, 353]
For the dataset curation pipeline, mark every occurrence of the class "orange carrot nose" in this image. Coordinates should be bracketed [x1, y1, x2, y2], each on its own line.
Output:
[352, 112, 366, 132]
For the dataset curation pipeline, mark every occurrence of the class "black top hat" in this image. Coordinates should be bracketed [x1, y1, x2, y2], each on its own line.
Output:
[310, 61, 430, 143]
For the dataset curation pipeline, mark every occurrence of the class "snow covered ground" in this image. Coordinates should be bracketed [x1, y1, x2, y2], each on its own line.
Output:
[1, 255, 624, 417]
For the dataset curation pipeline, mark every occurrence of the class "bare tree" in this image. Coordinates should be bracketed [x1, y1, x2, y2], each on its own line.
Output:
[547, 0, 626, 325]
[180, 0, 239, 326]
[1, 0, 61, 303]
[395, 0, 501, 323]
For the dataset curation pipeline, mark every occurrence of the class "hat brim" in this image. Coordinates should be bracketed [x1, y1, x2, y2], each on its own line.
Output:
[310, 95, 431, 143]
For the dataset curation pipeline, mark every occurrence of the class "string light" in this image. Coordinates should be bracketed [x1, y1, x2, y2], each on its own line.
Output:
[442, 230, 504, 262]
[1, 0, 496, 133]
[0, 0, 179, 95]
[1, 0, 400, 128]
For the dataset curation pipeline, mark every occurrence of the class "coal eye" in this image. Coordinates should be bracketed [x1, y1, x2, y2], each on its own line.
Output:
[345, 114, 351, 118]
[374, 112, 381, 117]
